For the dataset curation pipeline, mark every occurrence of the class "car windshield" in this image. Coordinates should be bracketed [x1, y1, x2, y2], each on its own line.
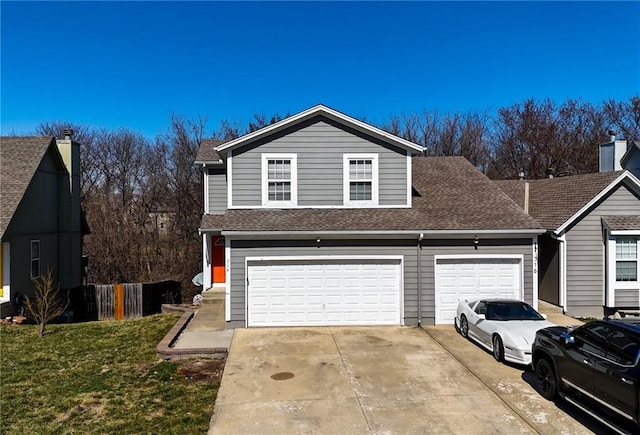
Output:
[485, 302, 544, 321]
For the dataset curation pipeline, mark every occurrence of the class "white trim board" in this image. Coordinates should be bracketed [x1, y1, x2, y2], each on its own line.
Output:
[215, 104, 424, 154]
[226, 151, 233, 209]
[220, 229, 545, 238]
[555, 171, 640, 235]
[225, 237, 231, 321]
[225, 204, 412, 210]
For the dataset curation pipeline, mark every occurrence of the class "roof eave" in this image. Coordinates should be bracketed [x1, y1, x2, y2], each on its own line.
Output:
[620, 140, 640, 166]
[212, 229, 546, 239]
[554, 171, 640, 235]
[214, 104, 424, 155]
[194, 159, 224, 166]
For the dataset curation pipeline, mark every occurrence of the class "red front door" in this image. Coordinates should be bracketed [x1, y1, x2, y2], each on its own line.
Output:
[212, 236, 225, 284]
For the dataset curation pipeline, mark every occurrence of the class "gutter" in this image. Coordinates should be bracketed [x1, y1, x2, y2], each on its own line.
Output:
[417, 233, 423, 326]
[195, 160, 224, 166]
[218, 229, 547, 238]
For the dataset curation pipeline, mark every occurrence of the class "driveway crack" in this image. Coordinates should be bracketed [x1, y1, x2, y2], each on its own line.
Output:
[328, 327, 373, 433]
[421, 327, 542, 435]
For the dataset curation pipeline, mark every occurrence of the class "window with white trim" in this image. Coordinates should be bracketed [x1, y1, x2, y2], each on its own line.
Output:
[616, 237, 638, 282]
[30, 240, 40, 279]
[343, 154, 378, 206]
[261, 154, 297, 207]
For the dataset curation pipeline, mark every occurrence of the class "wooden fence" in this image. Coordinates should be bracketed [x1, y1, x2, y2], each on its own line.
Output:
[70, 280, 181, 322]
[95, 283, 143, 320]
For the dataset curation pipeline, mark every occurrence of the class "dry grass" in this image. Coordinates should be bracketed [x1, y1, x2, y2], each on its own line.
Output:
[1, 313, 221, 434]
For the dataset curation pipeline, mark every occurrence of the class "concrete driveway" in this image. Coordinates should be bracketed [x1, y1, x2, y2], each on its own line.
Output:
[208, 326, 606, 434]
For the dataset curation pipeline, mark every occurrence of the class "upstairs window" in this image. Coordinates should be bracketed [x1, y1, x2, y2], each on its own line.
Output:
[344, 154, 378, 206]
[616, 237, 638, 282]
[30, 240, 40, 279]
[261, 154, 297, 207]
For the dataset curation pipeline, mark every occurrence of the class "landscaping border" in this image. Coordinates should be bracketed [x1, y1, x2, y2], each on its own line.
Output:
[157, 305, 228, 361]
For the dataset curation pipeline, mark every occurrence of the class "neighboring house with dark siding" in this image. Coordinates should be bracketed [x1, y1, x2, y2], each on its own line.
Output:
[496, 140, 640, 319]
[0, 135, 89, 317]
[196, 105, 544, 328]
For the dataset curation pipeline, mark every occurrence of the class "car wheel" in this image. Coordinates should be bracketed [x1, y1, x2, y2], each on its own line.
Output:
[492, 335, 504, 362]
[535, 358, 557, 400]
[459, 315, 469, 338]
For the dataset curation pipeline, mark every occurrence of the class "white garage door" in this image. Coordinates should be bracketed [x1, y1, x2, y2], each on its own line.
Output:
[247, 258, 401, 327]
[435, 258, 522, 325]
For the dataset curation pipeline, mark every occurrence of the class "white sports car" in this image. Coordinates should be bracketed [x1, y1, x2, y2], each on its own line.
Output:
[454, 299, 555, 366]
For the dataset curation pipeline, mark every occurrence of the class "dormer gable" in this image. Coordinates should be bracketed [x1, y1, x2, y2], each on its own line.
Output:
[214, 104, 423, 156]
[200, 105, 422, 211]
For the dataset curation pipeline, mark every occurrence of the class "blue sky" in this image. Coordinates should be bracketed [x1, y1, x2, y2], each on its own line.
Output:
[2, 1, 639, 138]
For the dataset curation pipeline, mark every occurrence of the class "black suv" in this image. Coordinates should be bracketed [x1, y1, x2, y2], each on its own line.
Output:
[532, 318, 640, 433]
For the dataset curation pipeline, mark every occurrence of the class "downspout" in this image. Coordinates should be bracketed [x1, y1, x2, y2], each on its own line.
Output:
[556, 234, 567, 313]
[417, 232, 424, 326]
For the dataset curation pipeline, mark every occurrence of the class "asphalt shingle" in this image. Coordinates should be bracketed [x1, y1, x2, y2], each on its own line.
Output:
[0, 136, 56, 238]
[602, 215, 640, 231]
[195, 139, 225, 163]
[200, 156, 542, 233]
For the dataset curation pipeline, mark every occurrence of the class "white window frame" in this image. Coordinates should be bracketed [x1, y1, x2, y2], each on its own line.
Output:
[30, 240, 40, 279]
[615, 237, 639, 283]
[203, 166, 210, 214]
[606, 234, 640, 306]
[261, 153, 297, 208]
[343, 153, 379, 207]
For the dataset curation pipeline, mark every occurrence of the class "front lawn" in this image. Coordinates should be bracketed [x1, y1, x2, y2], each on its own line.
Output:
[1, 314, 221, 434]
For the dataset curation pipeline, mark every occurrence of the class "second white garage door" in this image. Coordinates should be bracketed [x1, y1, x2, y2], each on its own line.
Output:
[247, 258, 402, 327]
[435, 257, 523, 325]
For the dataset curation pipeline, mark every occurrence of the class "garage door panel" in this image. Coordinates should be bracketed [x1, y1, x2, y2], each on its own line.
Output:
[248, 259, 401, 326]
[435, 258, 522, 325]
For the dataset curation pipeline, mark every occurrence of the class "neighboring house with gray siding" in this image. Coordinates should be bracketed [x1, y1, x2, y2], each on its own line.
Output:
[0, 135, 89, 317]
[496, 153, 640, 318]
[196, 105, 544, 328]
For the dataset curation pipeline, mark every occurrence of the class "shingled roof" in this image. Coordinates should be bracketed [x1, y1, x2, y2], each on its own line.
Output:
[1, 136, 58, 238]
[495, 171, 626, 230]
[195, 139, 226, 163]
[492, 180, 526, 210]
[602, 215, 640, 231]
[200, 156, 542, 233]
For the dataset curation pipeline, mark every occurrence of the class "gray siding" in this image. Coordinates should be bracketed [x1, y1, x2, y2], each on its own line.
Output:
[565, 183, 640, 318]
[207, 167, 227, 214]
[227, 238, 533, 327]
[230, 120, 408, 207]
[615, 289, 640, 307]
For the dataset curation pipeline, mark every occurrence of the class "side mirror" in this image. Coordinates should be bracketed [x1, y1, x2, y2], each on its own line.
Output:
[477, 314, 486, 320]
[560, 331, 575, 346]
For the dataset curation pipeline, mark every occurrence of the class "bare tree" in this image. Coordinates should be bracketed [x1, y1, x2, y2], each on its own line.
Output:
[156, 115, 208, 300]
[24, 267, 69, 336]
[486, 98, 606, 179]
[380, 109, 490, 168]
[603, 96, 640, 141]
